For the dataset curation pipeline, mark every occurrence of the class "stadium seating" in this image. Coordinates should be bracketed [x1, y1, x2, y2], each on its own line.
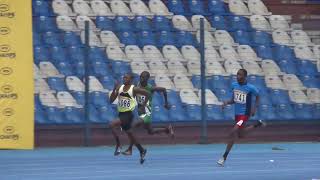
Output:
[32, 0, 320, 124]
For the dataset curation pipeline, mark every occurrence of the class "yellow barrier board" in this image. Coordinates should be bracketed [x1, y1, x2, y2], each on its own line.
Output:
[0, 0, 34, 149]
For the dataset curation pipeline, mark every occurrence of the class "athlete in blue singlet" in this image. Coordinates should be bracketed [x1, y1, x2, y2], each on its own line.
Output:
[217, 69, 266, 166]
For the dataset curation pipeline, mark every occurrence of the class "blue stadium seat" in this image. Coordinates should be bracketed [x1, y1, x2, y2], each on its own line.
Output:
[259, 104, 277, 121]
[134, 16, 152, 31]
[111, 61, 131, 76]
[99, 76, 115, 90]
[312, 104, 320, 120]
[293, 103, 313, 120]
[64, 32, 83, 47]
[192, 75, 211, 89]
[152, 105, 169, 122]
[168, 0, 186, 15]
[229, 16, 252, 31]
[276, 104, 295, 121]
[210, 15, 229, 30]
[301, 75, 320, 88]
[33, 0, 52, 16]
[278, 59, 298, 74]
[223, 104, 235, 120]
[158, 31, 175, 48]
[247, 75, 266, 92]
[256, 45, 273, 60]
[270, 89, 290, 105]
[98, 105, 117, 123]
[34, 46, 50, 63]
[208, 0, 228, 15]
[47, 77, 68, 91]
[167, 90, 183, 106]
[89, 105, 103, 123]
[297, 59, 318, 76]
[43, 31, 61, 47]
[72, 91, 85, 106]
[44, 106, 64, 124]
[57, 61, 74, 76]
[63, 107, 84, 124]
[118, 31, 137, 46]
[89, 47, 108, 62]
[96, 16, 114, 31]
[153, 16, 173, 31]
[90, 91, 109, 107]
[233, 30, 252, 45]
[33, 33, 42, 46]
[210, 75, 229, 91]
[115, 16, 132, 31]
[68, 46, 85, 63]
[273, 44, 295, 61]
[152, 92, 164, 106]
[51, 46, 68, 63]
[186, 104, 201, 121]
[259, 92, 272, 105]
[252, 31, 272, 46]
[35, 16, 57, 32]
[138, 31, 156, 47]
[91, 61, 111, 77]
[35, 104, 48, 124]
[176, 30, 197, 48]
[188, 0, 207, 15]
[169, 104, 187, 122]
[206, 104, 224, 121]
[75, 61, 85, 78]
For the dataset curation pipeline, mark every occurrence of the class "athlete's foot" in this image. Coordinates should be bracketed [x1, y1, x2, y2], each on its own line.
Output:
[258, 120, 267, 127]
[217, 157, 225, 166]
[140, 149, 147, 164]
[122, 149, 132, 156]
[114, 146, 121, 156]
[168, 124, 175, 139]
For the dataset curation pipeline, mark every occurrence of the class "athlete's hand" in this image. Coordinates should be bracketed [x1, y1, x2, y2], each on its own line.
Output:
[164, 102, 170, 110]
[113, 80, 120, 91]
[221, 101, 227, 109]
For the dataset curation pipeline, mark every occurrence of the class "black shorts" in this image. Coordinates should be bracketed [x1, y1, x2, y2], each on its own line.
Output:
[118, 111, 134, 131]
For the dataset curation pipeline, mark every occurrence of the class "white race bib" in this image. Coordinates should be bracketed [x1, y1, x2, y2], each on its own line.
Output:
[118, 97, 131, 108]
[234, 90, 247, 104]
[137, 95, 146, 105]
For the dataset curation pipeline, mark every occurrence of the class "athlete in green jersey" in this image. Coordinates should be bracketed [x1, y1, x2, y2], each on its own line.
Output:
[122, 71, 174, 156]
[109, 73, 150, 164]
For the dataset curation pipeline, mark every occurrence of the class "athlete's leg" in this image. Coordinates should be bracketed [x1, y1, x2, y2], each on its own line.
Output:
[125, 129, 147, 164]
[110, 119, 122, 156]
[122, 119, 145, 156]
[238, 120, 266, 138]
[223, 125, 240, 160]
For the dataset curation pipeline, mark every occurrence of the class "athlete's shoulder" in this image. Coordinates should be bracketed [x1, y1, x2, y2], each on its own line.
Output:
[231, 82, 239, 88]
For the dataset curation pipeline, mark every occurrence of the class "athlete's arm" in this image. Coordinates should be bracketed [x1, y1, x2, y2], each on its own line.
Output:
[222, 95, 235, 108]
[251, 95, 260, 117]
[110, 81, 120, 103]
[152, 87, 169, 109]
[133, 87, 151, 106]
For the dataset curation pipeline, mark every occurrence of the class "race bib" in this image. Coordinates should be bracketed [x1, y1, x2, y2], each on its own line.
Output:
[137, 95, 146, 105]
[118, 97, 131, 108]
[234, 90, 247, 104]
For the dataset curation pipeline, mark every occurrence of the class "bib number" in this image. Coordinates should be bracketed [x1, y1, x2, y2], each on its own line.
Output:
[137, 95, 146, 105]
[234, 90, 247, 104]
[119, 99, 131, 108]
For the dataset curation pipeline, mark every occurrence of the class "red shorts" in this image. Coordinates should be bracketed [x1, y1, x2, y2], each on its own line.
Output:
[235, 115, 249, 129]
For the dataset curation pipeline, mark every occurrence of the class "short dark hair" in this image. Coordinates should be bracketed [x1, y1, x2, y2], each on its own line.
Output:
[141, 71, 150, 78]
[238, 69, 248, 77]
[125, 73, 134, 79]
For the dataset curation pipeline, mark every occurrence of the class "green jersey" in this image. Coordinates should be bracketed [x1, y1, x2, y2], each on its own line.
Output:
[136, 83, 153, 116]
